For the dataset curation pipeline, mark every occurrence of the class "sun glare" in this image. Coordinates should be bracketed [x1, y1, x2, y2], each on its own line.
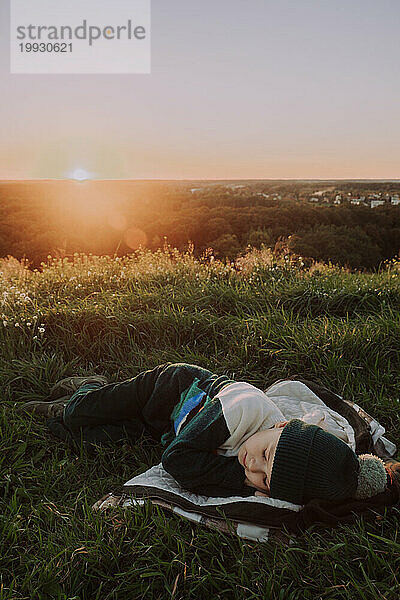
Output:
[69, 168, 92, 181]
[54, 181, 148, 251]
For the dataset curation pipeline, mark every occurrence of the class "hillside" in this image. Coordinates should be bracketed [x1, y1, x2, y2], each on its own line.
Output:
[1, 244, 399, 599]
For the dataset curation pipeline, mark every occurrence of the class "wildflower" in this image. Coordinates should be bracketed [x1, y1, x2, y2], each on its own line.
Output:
[15, 322, 20, 327]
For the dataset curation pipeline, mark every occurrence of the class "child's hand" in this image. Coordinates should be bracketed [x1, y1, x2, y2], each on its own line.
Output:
[245, 478, 270, 497]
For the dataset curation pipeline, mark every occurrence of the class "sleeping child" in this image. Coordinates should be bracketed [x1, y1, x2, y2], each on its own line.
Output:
[20, 361, 390, 505]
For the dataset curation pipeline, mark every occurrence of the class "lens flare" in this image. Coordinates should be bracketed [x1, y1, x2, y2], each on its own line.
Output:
[124, 227, 147, 250]
[108, 212, 128, 231]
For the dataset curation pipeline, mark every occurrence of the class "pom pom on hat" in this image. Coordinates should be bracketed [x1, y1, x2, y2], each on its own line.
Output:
[354, 454, 388, 499]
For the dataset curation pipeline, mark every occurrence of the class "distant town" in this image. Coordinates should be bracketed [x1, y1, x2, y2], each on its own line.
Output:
[188, 182, 400, 208]
[305, 190, 399, 208]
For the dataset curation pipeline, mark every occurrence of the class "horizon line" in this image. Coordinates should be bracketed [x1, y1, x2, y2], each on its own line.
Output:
[1, 177, 400, 183]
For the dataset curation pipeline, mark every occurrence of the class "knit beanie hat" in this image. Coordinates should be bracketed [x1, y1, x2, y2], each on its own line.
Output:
[269, 419, 388, 505]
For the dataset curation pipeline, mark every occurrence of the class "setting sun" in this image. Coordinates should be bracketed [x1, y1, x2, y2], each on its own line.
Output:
[69, 169, 92, 182]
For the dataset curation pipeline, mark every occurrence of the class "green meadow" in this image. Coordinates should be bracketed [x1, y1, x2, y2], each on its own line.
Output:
[1, 243, 399, 600]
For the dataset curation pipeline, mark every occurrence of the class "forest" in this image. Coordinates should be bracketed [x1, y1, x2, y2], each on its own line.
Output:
[0, 180, 399, 271]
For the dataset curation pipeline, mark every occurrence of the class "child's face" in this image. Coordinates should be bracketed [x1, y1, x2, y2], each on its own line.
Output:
[237, 422, 287, 494]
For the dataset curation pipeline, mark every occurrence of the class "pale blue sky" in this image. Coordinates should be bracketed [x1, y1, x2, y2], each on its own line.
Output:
[1, 0, 400, 179]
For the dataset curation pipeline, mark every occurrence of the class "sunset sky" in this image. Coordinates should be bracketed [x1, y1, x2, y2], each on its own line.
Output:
[1, 0, 400, 180]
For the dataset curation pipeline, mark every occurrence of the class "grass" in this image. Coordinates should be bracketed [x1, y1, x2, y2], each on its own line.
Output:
[1, 243, 400, 600]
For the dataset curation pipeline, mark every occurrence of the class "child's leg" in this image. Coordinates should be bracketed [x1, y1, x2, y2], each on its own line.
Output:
[46, 378, 148, 449]
[47, 364, 173, 448]
[57, 362, 218, 447]
[62, 363, 176, 435]
[47, 414, 145, 451]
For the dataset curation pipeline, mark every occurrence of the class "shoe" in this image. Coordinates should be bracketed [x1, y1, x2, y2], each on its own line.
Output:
[48, 375, 108, 400]
[18, 395, 71, 419]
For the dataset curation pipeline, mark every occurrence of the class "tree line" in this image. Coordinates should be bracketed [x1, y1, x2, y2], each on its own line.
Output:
[0, 181, 399, 271]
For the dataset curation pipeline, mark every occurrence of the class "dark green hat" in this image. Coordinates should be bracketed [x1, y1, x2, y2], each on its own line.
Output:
[269, 419, 360, 505]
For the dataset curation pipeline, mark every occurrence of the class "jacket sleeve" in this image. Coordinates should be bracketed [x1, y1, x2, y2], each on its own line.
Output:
[161, 397, 255, 497]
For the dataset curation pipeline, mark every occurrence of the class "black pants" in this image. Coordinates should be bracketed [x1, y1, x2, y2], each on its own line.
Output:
[46, 362, 232, 450]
